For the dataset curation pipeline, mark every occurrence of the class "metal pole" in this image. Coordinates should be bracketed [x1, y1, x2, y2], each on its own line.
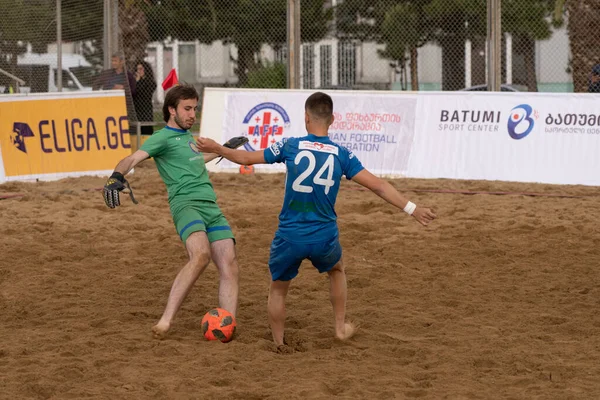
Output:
[0, 68, 25, 85]
[287, 0, 301, 89]
[505, 33, 512, 85]
[486, 0, 501, 91]
[112, 0, 119, 55]
[103, 0, 111, 69]
[57, 0, 62, 92]
[465, 38, 472, 89]
[494, 0, 502, 91]
[136, 123, 141, 150]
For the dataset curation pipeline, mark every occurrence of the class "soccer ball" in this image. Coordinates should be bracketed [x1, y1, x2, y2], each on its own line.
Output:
[239, 165, 254, 175]
[201, 308, 237, 343]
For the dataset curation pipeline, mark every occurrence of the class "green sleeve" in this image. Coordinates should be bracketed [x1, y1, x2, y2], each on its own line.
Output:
[140, 131, 167, 158]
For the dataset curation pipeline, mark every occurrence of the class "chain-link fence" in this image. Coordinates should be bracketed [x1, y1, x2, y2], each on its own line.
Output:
[0, 0, 105, 94]
[2, 1, 600, 123]
[1, 0, 57, 94]
[330, 0, 587, 93]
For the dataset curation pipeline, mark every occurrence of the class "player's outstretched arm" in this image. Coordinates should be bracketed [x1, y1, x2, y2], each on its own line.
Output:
[202, 152, 220, 163]
[113, 150, 150, 176]
[351, 169, 437, 226]
[103, 150, 149, 208]
[203, 136, 249, 163]
[196, 137, 266, 165]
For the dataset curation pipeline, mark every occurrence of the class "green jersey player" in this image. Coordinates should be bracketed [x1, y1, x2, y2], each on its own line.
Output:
[103, 84, 243, 339]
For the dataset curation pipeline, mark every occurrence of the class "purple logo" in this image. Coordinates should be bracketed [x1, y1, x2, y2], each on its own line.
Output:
[11, 122, 34, 153]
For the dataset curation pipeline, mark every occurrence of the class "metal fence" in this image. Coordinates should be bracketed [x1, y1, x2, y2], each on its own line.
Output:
[2, 1, 600, 124]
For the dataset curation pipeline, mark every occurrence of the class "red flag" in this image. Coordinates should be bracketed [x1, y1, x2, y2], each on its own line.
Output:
[162, 68, 179, 90]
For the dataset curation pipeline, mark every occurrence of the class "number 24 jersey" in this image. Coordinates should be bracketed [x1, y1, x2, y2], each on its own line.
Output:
[263, 134, 364, 244]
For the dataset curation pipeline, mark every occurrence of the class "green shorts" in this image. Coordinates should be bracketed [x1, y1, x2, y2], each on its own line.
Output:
[170, 200, 235, 244]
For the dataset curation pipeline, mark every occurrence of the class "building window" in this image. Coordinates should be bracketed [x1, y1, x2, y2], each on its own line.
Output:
[338, 41, 355, 88]
[302, 44, 314, 89]
[179, 43, 196, 83]
[275, 46, 287, 64]
[320, 44, 332, 88]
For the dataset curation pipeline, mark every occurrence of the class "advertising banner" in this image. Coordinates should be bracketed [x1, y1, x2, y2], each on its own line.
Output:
[202, 88, 600, 186]
[221, 90, 417, 175]
[408, 92, 600, 186]
[0, 92, 130, 182]
[0, 142, 5, 183]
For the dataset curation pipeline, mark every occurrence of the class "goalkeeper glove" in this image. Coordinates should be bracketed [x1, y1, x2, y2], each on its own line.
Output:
[103, 172, 138, 208]
[216, 136, 249, 164]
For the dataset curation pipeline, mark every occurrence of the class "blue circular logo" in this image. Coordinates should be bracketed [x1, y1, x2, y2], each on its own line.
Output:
[242, 102, 291, 151]
[188, 140, 201, 154]
[507, 104, 535, 140]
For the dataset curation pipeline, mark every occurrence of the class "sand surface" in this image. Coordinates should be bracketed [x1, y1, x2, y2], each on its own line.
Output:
[1, 161, 600, 399]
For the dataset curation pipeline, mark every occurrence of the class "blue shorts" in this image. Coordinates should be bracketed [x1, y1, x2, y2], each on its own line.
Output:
[268, 234, 342, 281]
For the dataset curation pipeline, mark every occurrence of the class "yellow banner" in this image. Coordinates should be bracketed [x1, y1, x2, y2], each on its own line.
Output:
[0, 92, 131, 179]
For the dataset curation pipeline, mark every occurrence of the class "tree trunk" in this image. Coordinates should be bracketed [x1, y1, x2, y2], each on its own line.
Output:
[236, 45, 256, 87]
[471, 37, 487, 86]
[117, 0, 150, 123]
[6, 42, 20, 75]
[567, 0, 600, 92]
[119, 0, 150, 69]
[410, 45, 419, 91]
[440, 35, 465, 90]
[521, 36, 538, 92]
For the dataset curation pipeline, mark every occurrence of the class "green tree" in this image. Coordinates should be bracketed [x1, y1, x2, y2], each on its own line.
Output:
[119, 0, 151, 70]
[336, 0, 484, 90]
[143, 0, 225, 43]
[142, 0, 332, 87]
[244, 62, 286, 88]
[336, 0, 396, 40]
[380, 2, 430, 90]
[62, 0, 104, 71]
[554, 0, 600, 92]
[422, 0, 487, 90]
[0, 0, 54, 73]
[0, 0, 147, 90]
[502, 0, 561, 92]
[337, 0, 561, 91]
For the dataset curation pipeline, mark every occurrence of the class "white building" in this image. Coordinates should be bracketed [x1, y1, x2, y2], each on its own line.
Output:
[145, 22, 572, 103]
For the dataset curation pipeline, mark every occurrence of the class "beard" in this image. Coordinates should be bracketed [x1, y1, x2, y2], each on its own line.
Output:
[174, 114, 194, 130]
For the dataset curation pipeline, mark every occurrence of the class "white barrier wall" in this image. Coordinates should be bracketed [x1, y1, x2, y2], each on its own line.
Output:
[200, 88, 600, 186]
[201, 88, 418, 176]
[409, 92, 600, 186]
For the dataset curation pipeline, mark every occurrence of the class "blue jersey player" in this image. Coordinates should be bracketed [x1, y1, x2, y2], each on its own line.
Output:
[197, 92, 437, 348]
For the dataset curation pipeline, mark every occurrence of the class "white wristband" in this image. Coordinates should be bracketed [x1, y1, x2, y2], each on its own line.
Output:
[403, 201, 417, 216]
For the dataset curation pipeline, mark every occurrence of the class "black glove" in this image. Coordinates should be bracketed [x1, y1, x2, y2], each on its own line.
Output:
[103, 172, 138, 208]
[216, 136, 249, 164]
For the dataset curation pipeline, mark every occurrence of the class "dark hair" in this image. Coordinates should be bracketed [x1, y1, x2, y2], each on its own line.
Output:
[305, 92, 333, 122]
[162, 84, 199, 123]
[137, 60, 155, 83]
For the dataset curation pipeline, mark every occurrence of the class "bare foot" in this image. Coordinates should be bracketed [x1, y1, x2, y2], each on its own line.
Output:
[273, 337, 286, 348]
[335, 322, 358, 341]
[152, 321, 170, 339]
[276, 344, 294, 354]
